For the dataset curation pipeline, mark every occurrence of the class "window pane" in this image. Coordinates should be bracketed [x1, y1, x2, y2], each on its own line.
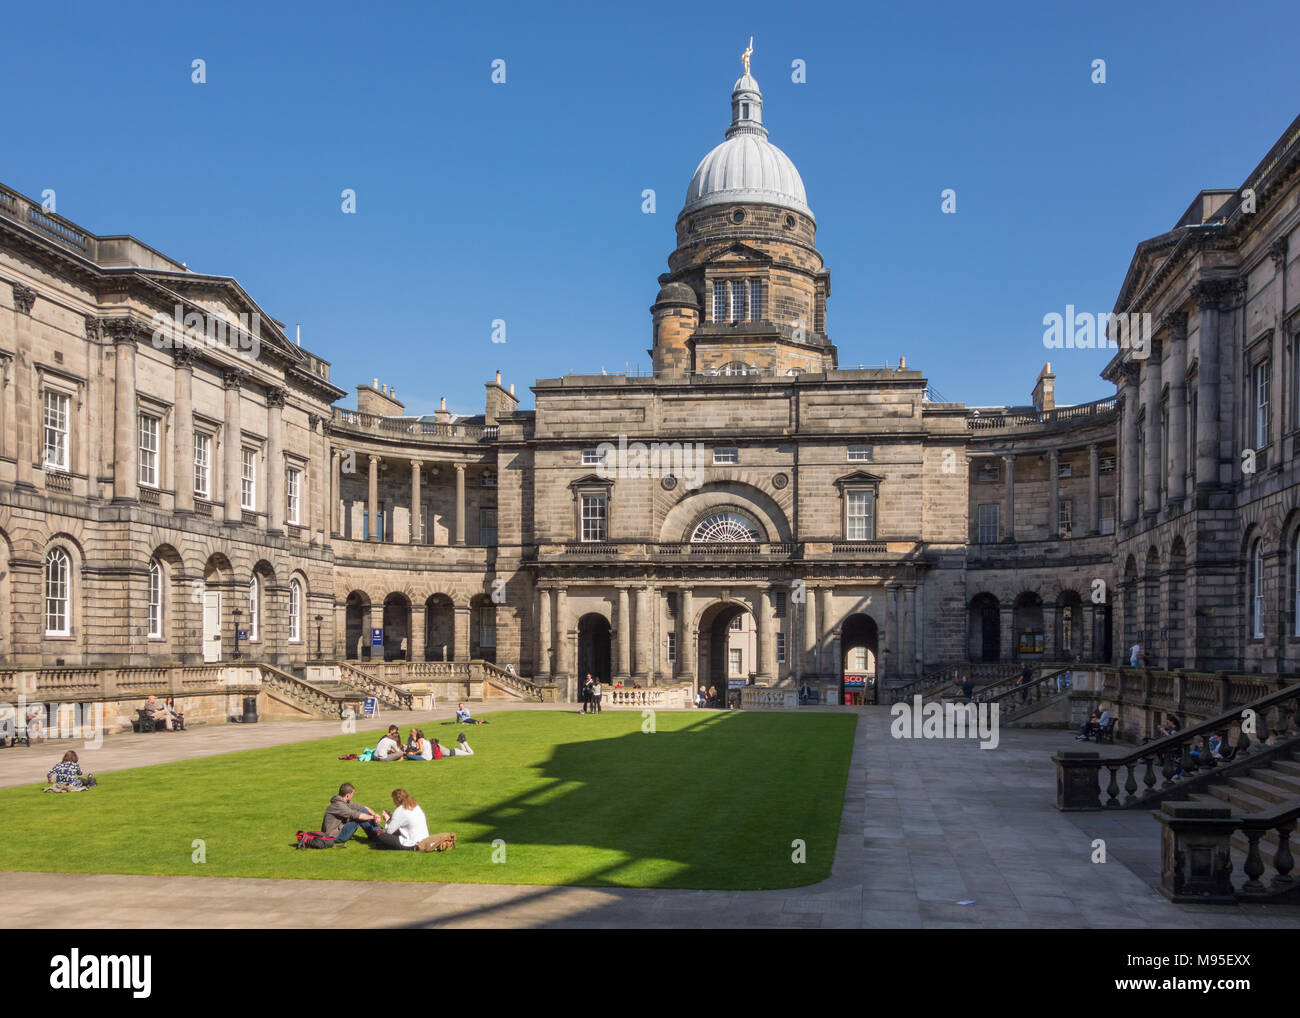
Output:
[581, 495, 606, 542]
[43, 391, 70, 470]
[749, 279, 762, 321]
[241, 449, 256, 509]
[194, 433, 210, 498]
[138, 414, 159, 487]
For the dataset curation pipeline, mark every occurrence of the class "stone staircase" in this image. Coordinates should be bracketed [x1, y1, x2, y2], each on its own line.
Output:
[1188, 752, 1300, 872]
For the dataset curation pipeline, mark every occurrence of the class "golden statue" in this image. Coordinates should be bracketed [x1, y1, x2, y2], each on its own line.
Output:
[742, 36, 753, 76]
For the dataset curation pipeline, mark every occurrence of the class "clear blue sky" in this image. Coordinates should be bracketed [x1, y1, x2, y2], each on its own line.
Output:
[4, 0, 1297, 415]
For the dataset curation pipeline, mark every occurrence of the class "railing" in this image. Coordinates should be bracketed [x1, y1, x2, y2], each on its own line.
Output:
[43, 468, 72, 493]
[830, 541, 887, 554]
[480, 662, 544, 701]
[603, 686, 686, 709]
[259, 664, 359, 719]
[333, 662, 415, 710]
[1056, 679, 1300, 810]
[741, 686, 797, 709]
[969, 666, 1074, 722]
[966, 396, 1116, 431]
[889, 661, 1029, 703]
[330, 409, 498, 442]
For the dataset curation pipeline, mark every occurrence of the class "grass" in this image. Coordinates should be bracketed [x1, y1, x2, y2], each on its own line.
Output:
[0, 709, 857, 890]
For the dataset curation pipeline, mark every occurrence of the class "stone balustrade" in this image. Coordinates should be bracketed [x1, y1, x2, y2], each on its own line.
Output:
[602, 687, 687, 709]
[741, 686, 797, 709]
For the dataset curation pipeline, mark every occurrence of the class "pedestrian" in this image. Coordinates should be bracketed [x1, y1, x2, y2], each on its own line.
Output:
[1129, 641, 1144, 668]
[580, 673, 593, 714]
[590, 677, 603, 714]
[1018, 662, 1032, 703]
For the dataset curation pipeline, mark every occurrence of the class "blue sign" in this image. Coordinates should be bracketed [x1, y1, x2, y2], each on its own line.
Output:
[370, 628, 383, 647]
[236, 630, 248, 640]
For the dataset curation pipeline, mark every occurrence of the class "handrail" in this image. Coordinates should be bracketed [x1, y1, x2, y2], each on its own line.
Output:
[480, 661, 544, 701]
[971, 666, 1074, 720]
[258, 664, 359, 719]
[891, 661, 1041, 703]
[334, 662, 415, 710]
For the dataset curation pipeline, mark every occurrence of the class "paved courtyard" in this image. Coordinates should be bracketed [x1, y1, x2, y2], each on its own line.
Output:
[3, 704, 1298, 928]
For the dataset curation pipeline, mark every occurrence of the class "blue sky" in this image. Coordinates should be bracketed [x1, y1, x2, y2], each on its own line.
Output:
[4, 0, 1297, 414]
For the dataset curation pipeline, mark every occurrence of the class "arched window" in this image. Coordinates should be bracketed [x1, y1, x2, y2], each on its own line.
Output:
[148, 559, 163, 638]
[1250, 539, 1265, 639]
[288, 579, 302, 643]
[44, 548, 70, 636]
[691, 512, 761, 543]
[249, 575, 260, 642]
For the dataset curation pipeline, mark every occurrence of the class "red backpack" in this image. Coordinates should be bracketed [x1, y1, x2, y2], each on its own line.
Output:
[296, 830, 335, 849]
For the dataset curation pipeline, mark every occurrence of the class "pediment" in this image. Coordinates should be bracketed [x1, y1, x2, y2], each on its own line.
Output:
[834, 470, 883, 489]
[701, 241, 772, 267]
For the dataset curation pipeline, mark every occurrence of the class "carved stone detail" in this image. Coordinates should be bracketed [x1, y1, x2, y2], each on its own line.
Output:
[265, 386, 287, 408]
[104, 317, 139, 345]
[222, 368, 247, 391]
[12, 284, 36, 315]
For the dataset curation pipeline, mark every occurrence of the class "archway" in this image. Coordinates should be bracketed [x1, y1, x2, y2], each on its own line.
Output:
[968, 593, 1001, 662]
[1121, 555, 1138, 662]
[840, 613, 878, 705]
[576, 613, 612, 684]
[383, 593, 411, 661]
[697, 600, 756, 706]
[345, 591, 372, 661]
[425, 594, 455, 661]
[1013, 592, 1044, 659]
[1056, 591, 1083, 660]
[470, 595, 496, 663]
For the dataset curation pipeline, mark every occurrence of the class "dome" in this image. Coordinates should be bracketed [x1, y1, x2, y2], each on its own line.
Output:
[654, 281, 697, 306]
[681, 65, 812, 219]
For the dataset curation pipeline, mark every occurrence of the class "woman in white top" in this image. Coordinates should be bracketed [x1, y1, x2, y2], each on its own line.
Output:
[374, 788, 429, 850]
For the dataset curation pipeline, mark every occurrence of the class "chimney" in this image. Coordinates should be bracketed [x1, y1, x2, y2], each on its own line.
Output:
[484, 372, 519, 427]
[1032, 362, 1056, 412]
[899, 355, 907, 370]
[356, 380, 404, 417]
[435, 396, 452, 426]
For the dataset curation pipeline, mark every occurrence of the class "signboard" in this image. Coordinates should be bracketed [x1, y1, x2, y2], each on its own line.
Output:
[843, 676, 866, 690]
[370, 628, 384, 648]
[236, 630, 248, 640]
[727, 678, 747, 690]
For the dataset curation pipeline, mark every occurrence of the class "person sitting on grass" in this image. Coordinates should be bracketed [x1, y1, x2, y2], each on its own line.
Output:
[322, 782, 384, 844]
[455, 703, 488, 725]
[371, 788, 430, 851]
[406, 729, 432, 761]
[47, 750, 92, 789]
[374, 725, 404, 761]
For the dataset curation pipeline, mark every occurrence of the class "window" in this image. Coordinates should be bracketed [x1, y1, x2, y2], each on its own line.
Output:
[730, 614, 744, 631]
[478, 606, 496, 648]
[288, 579, 302, 643]
[1253, 360, 1271, 450]
[667, 632, 676, 664]
[479, 507, 498, 546]
[849, 646, 867, 671]
[248, 576, 260, 642]
[1099, 455, 1116, 474]
[1136, 421, 1145, 513]
[43, 390, 70, 470]
[713, 447, 738, 465]
[1250, 540, 1265, 639]
[147, 559, 162, 638]
[776, 632, 786, 664]
[977, 504, 999, 544]
[1188, 389, 1197, 485]
[691, 511, 760, 543]
[1058, 499, 1073, 538]
[1099, 496, 1116, 535]
[748, 279, 763, 321]
[847, 445, 873, 463]
[730, 279, 744, 321]
[44, 548, 70, 636]
[666, 592, 679, 617]
[846, 490, 875, 540]
[240, 448, 257, 510]
[977, 462, 1000, 483]
[286, 467, 301, 524]
[1058, 463, 1073, 479]
[363, 504, 386, 542]
[713, 283, 727, 323]
[774, 591, 787, 618]
[729, 648, 743, 675]
[581, 448, 603, 466]
[580, 495, 607, 542]
[138, 413, 159, 487]
[193, 432, 211, 499]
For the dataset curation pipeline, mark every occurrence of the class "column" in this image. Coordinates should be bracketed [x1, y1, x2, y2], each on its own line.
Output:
[1193, 281, 1223, 492]
[330, 446, 341, 536]
[1002, 454, 1015, 541]
[757, 587, 774, 682]
[818, 586, 835, 685]
[409, 603, 425, 662]
[410, 459, 423, 544]
[1141, 341, 1163, 514]
[1121, 364, 1140, 523]
[615, 586, 631, 680]
[554, 588, 570, 680]
[13, 287, 36, 489]
[633, 585, 650, 680]
[1270, 239, 1287, 457]
[366, 455, 379, 541]
[802, 583, 818, 678]
[314, 418, 329, 543]
[266, 387, 285, 534]
[222, 368, 243, 522]
[112, 323, 139, 502]
[172, 347, 194, 513]
[537, 587, 552, 678]
[1048, 449, 1059, 537]
[912, 584, 923, 677]
[1164, 312, 1188, 506]
[454, 462, 466, 546]
[1088, 443, 1100, 533]
[678, 587, 694, 685]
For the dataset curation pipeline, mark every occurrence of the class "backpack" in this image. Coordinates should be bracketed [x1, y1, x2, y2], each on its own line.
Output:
[415, 832, 457, 853]
[296, 830, 336, 850]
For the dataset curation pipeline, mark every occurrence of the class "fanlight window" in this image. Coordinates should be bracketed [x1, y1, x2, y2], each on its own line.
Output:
[690, 512, 761, 543]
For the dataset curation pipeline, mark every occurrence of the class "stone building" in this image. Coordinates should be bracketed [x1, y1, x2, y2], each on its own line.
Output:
[4, 58, 1289, 713]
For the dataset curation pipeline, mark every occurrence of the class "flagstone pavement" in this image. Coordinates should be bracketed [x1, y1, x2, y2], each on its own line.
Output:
[3, 703, 1298, 928]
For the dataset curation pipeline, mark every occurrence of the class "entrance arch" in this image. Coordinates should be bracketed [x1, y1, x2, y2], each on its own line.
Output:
[968, 593, 1000, 661]
[576, 613, 612, 683]
[840, 613, 878, 705]
[1013, 592, 1044, 659]
[383, 593, 411, 661]
[345, 591, 372, 661]
[697, 600, 756, 705]
[425, 594, 455, 661]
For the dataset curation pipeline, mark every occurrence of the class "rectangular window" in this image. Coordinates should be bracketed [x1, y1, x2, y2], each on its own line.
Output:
[479, 507, 498, 546]
[1058, 463, 1073, 479]
[286, 467, 301, 524]
[479, 608, 496, 648]
[977, 503, 999, 544]
[729, 648, 742, 675]
[774, 590, 787, 618]
[713, 447, 738, 465]
[193, 432, 211, 499]
[976, 462, 999, 483]
[137, 413, 159, 487]
[1099, 455, 1116, 474]
[1058, 498, 1073, 538]
[580, 495, 607, 542]
[776, 632, 786, 664]
[713, 282, 726, 323]
[1254, 360, 1271, 449]
[847, 490, 875, 540]
[847, 445, 873, 462]
[363, 506, 386, 542]
[43, 390, 70, 470]
[667, 632, 676, 664]
[240, 448, 256, 510]
[581, 448, 602, 466]
[730, 615, 743, 631]
[748, 279, 763, 321]
[730, 279, 746, 323]
[1099, 496, 1116, 535]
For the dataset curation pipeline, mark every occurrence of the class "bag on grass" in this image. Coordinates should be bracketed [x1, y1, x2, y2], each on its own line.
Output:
[359, 748, 375, 762]
[296, 830, 336, 850]
[415, 832, 457, 853]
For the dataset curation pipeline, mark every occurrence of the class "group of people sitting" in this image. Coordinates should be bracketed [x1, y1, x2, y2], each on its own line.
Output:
[142, 695, 183, 731]
[321, 782, 452, 852]
[696, 685, 721, 709]
[372, 724, 473, 762]
[1076, 708, 1112, 740]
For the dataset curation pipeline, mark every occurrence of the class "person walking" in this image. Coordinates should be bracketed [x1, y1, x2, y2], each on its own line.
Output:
[1129, 641, 1144, 668]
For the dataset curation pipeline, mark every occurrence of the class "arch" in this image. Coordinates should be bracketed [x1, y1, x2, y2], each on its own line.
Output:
[345, 590, 372, 661]
[968, 593, 1001, 662]
[287, 576, 304, 645]
[690, 509, 762, 543]
[1013, 591, 1044, 659]
[576, 612, 612, 684]
[1247, 535, 1265, 642]
[840, 613, 878, 706]
[424, 593, 455, 661]
[659, 481, 792, 544]
[1055, 589, 1084, 659]
[43, 545, 73, 637]
[382, 592, 411, 661]
[696, 599, 756, 703]
[470, 593, 497, 663]
[202, 552, 233, 584]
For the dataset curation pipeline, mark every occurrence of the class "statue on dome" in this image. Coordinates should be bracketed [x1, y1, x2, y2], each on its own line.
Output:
[742, 36, 753, 76]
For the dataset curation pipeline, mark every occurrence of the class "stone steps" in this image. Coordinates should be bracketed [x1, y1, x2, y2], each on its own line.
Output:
[1185, 755, 1300, 874]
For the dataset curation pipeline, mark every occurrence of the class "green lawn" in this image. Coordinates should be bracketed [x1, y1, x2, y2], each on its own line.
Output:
[0, 710, 857, 890]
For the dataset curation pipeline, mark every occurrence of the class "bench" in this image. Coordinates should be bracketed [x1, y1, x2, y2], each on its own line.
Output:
[132, 709, 184, 733]
[1090, 718, 1116, 744]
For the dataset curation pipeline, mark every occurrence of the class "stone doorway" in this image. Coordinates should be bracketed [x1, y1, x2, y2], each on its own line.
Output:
[577, 613, 611, 684]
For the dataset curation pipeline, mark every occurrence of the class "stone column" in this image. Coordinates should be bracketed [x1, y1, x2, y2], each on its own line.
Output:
[1003, 454, 1015, 541]
[1048, 449, 1059, 537]
[313, 419, 328, 543]
[410, 459, 423, 544]
[1141, 342, 1163, 514]
[222, 369, 243, 522]
[266, 387, 285, 534]
[537, 588, 552, 678]
[12, 287, 37, 489]
[1270, 239, 1288, 452]
[818, 586, 835, 684]
[615, 586, 631, 680]
[678, 587, 694, 685]
[791, 592, 803, 686]
[1121, 365, 1140, 523]
[330, 446, 341, 536]
[454, 463, 466, 546]
[172, 347, 195, 513]
[409, 603, 425, 662]
[912, 584, 923, 677]
[367, 455, 379, 541]
[757, 587, 774, 682]
[1164, 312, 1188, 506]
[554, 588, 570, 682]
[453, 605, 471, 662]
[1193, 281, 1224, 493]
[112, 323, 139, 503]
[1088, 443, 1100, 533]
[633, 585, 650, 681]
[803, 584, 818, 679]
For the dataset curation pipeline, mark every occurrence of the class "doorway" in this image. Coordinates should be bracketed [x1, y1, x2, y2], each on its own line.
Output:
[577, 613, 612, 683]
[202, 590, 221, 663]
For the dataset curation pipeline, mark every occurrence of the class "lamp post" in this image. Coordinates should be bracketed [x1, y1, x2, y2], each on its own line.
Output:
[315, 615, 324, 660]
[232, 608, 242, 661]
